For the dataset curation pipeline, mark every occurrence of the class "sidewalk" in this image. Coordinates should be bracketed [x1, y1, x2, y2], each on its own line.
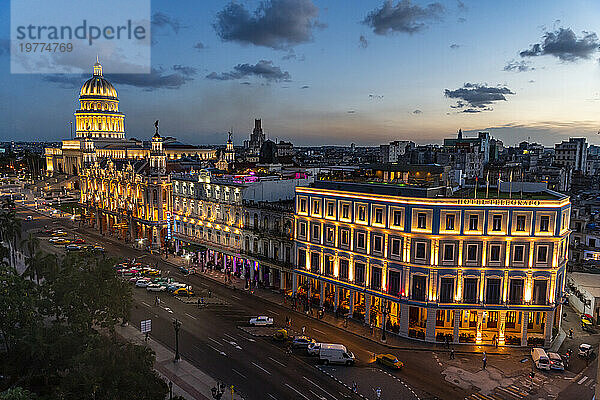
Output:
[115, 323, 244, 400]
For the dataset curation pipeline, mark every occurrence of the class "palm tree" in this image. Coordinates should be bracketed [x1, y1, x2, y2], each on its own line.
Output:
[0, 209, 21, 267]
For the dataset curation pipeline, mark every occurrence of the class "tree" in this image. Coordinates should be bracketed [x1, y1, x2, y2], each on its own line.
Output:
[58, 336, 167, 400]
[0, 265, 37, 353]
[0, 387, 36, 400]
[21, 233, 41, 283]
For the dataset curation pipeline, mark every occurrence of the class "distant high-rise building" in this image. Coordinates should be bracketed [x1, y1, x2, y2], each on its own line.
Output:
[379, 140, 415, 163]
[554, 138, 587, 172]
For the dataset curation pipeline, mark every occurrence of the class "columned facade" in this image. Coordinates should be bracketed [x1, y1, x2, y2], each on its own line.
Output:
[292, 181, 570, 347]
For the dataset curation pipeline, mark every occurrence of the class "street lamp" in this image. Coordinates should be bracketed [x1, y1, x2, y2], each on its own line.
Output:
[173, 319, 181, 362]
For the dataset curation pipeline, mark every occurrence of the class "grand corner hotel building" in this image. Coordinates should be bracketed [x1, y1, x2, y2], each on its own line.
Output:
[292, 181, 570, 347]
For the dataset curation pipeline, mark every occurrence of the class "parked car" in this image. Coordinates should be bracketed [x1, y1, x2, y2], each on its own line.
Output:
[65, 244, 82, 251]
[167, 282, 187, 293]
[307, 342, 322, 356]
[128, 277, 139, 284]
[547, 352, 564, 371]
[52, 231, 67, 237]
[146, 283, 167, 292]
[579, 343, 594, 358]
[26, 215, 33, 220]
[72, 238, 85, 244]
[135, 278, 151, 288]
[319, 344, 355, 366]
[249, 316, 274, 326]
[173, 287, 193, 296]
[531, 348, 551, 370]
[376, 354, 404, 369]
[291, 336, 316, 349]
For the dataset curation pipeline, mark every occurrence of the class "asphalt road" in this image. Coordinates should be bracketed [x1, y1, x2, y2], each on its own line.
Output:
[18, 204, 470, 400]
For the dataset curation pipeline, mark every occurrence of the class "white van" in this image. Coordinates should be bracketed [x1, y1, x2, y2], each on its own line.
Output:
[319, 344, 355, 365]
[531, 347, 550, 370]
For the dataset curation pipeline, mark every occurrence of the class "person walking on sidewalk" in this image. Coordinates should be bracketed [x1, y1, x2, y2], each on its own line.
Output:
[450, 348, 455, 360]
[352, 381, 358, 393]
[482, 352, 487, 370]
[302, 326, 306, 335]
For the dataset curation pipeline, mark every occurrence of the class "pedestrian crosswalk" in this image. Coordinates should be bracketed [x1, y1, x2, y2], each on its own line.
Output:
[465, 374, 549, 400]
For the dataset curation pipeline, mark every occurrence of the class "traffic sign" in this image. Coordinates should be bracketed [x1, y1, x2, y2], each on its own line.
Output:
[141, 319, 152, 333]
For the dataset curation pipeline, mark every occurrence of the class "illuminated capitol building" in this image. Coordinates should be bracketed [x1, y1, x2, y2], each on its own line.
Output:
[45, 59, 216, 176]
[292, 181, 570, 347]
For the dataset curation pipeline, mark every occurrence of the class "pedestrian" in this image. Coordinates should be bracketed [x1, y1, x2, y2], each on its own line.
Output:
[375, 387, 382, 399]
[450, 348, 455, 360]
[482, 352, 487, 370]
[302, 326, 306, 335]
[569, 328, 574, 339]
[197, 298, 201, 308]
[208, 289, 212, 298]
[352, 381, 358, 393]
[155, 296, 159, 306]
[493, 334, 497, 348]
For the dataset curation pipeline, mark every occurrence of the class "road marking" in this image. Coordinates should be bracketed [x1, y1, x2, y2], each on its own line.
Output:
[141, 301, 151, 308]
[269, 357, 286, 367]
[285, 383, 310, 400]
[251, 361, 271, 375]
[303, 376, 337, 399]
[240, 335, 256, 342]
[268, 394, 277, 400]
[207, 344, 227, 356]
[224, 333, 238, 341]
[232, 368, 246, 379]
[231, 295, 241, 300]
[312, 328, 326, 334]
[267, 309, 280, 316]
[208, 337, 222, 346]
[185, 313, 197, 320]
[585, 379, 594, 386]
[578, 376, 589, 385]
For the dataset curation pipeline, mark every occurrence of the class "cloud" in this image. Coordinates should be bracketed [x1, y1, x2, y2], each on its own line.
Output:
[413, 109, 422, 114]
[206, 60, 291, 82]
[172, 65, 197, 76]
[369, 94, 384, 100]
[359, 35, 369, 48]
[44, 65, 196, 90]
[347, 110, 356, 114]
[450, 43, 460, 49]
[503, 60, 535, 72]
[456, 0, 467, 11]
[240, 81, 252, 85]
[152, 12, 182, 34]
[194, 42, 205, 50]
[213, 0, 322, 50]
[363, 0, 444, 35]
[444, 83, 515, 112]
[301, 85, 310, 89]
[519, 27, 600, 62]
[457, 17, 466, 23]
[529, 80, 535, 83]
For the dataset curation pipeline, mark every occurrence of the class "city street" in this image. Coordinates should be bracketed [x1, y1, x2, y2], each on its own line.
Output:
[16, 201, 596, 400]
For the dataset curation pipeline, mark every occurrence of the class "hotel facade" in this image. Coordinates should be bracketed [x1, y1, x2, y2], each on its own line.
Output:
[292, 181, 570, 347]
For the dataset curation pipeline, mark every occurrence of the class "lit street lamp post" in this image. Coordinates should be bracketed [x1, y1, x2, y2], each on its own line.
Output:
[173, 319, 181, 362]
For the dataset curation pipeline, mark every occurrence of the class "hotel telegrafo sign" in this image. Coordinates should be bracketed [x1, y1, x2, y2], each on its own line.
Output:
[456, 198, 541, 206]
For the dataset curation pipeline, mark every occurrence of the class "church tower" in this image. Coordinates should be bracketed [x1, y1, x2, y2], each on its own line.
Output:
[150, 121, 166, 174]
[225, 131, 235, 163]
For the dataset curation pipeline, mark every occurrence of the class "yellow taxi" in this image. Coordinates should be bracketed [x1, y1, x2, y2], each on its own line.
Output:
[51, 231, 68, 237]
[173, 288, 193, 297]
[375, 354, 403, 369]
[52, 238, 71, 245]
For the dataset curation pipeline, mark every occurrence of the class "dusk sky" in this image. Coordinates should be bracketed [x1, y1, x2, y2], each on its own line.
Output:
[2, 0, 600, 146]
